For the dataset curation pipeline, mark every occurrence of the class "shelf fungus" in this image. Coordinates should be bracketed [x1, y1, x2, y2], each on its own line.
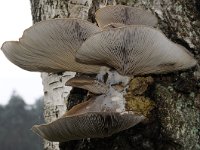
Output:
[66, 76, 109, 94]
[95, 5, 158, 28]
[1, 5, 198, 142]
[76, 25, 197, 76]
[32, 92, 146, 141]
[1, 19, 101, 73]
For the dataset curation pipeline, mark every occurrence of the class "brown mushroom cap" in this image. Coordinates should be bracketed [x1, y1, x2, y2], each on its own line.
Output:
[76, 25, 197, 76]
[95, 5, 158, 28]
[1, 18, 101, 73]
[32, 112, 144, 142]
[66, 76, 109, 94]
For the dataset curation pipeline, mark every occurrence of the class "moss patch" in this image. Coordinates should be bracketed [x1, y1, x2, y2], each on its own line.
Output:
[124, 77, 155, 117]
[125, 95, 155, 117]
[128, 77, 154, 95]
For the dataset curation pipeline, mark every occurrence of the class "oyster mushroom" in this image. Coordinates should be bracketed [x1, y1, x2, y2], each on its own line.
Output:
[1, 18, 101, 73]
[1, 6, 197, 143]
[102, 23, 125, 29]
[32, 112, 143, 142]
[66, 76, 109, 94]
[76, 25, 197, 76]
[32, 94, 145, 142]
[95, 5, 158, 28]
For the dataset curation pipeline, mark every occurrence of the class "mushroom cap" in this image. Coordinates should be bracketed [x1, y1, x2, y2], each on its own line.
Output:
[32, 112, 144, 142]
[76, 25, 197, 76]
[102, 23, 126, 29]
[32, 94, 145, 141]
[1, 18, 101, 73]
[66, 76, 109, 94]
[64, 94, 125, 115]
[95, 5, 158, 28]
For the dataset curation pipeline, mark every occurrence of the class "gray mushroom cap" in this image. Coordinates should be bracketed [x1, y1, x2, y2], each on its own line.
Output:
[66, 76, 109, 94]
[32, 94, 145, 142]
[102, 23, 126, 29]
[95, 5, 158, 28]
[32, 112, 144, 142]
[1, 18, 101, 73]
[76, 25, 197, 76]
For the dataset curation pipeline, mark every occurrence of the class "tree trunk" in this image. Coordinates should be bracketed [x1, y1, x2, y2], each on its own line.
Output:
[30, 0, 200, 150]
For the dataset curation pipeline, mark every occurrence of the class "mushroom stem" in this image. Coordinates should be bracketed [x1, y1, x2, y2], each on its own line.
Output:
[96, 67, 131, 86]
[95, 72, 155, 117]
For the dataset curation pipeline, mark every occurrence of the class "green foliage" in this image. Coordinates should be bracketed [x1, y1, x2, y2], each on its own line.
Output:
[0, 93, 44, 150]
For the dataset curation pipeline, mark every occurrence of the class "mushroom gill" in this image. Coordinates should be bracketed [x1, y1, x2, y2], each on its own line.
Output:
[95, 5, 158, 28]
[66, 76, 109, 94]
[1, 19, 101, 73]
[76, 25, 197, 76]
[32, 94, 145, 142]
[32, 112, 143, 142]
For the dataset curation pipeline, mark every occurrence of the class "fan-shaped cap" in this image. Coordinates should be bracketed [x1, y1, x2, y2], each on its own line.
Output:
[32, 112, 144, 142]
[95, 5, 158, 28]
[76, 26, 197, 76]
[1, 18, 101, 73]
[32, 94, 145, 141]
[66, 76, 109, 94]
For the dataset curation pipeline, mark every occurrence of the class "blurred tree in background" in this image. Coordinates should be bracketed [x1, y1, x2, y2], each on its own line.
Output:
[0, 92, 44, 150]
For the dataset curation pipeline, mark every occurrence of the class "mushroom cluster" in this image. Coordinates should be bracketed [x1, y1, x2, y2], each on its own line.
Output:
[1, 5, 197, 142]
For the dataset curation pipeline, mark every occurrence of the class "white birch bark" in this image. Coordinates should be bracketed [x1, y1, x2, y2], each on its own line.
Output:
[41, 72, 75, 150]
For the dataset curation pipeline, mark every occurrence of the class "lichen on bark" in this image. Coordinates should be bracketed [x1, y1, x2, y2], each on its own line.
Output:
[30, 0, 200, 149]
[154, 83, 200, 149]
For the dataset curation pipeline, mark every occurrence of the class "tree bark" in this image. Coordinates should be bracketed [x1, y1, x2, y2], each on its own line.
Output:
[30, 0, 200, 150]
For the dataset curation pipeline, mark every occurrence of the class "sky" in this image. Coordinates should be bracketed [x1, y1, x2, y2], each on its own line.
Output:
[0, 0, 43, 105]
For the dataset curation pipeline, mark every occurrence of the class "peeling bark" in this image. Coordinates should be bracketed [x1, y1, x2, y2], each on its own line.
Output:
[42, 72, 75, 150]
[30, 0, 200, 149]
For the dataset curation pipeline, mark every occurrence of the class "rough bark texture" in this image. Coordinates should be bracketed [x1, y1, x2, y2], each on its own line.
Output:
[30, 0, 200, 150]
